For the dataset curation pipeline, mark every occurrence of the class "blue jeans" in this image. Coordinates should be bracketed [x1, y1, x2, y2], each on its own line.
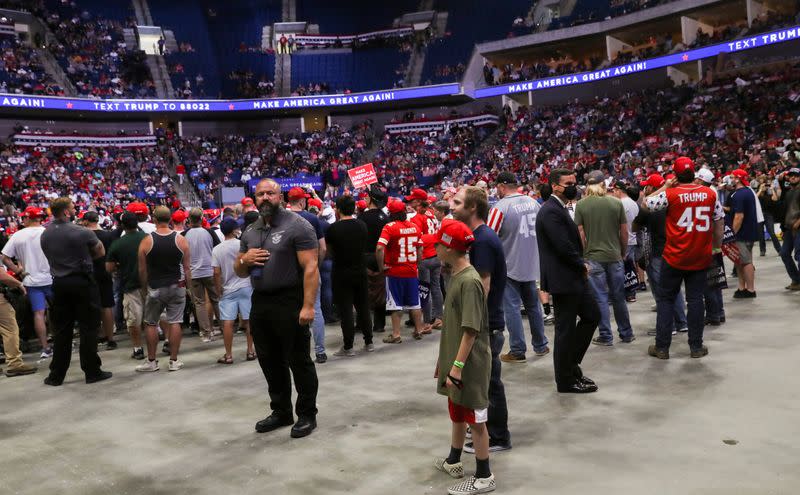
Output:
[780, 229, 800, 284]
[503, 278, 548, 355]
[320, 259, 335, 322]
[487, 330, 510, 445]
[647, 256, 687, 331]
[656, 263, 706, 351]
[586, 260, 633, 342]
[313, 277, 325, 354]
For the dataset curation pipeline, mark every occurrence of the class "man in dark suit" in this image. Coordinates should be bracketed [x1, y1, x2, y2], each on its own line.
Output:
[535, 169, 600, 393]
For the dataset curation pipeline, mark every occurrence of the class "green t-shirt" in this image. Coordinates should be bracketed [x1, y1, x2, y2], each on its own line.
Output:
[574, 195, 626, 262]
[437, 265, 490, 410]
[106, 231, 147, 292]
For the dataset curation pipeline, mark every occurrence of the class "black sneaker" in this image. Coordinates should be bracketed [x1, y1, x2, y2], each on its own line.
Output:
[131, 348, 145, 360]
[106, 340, 118, 350]
[463, 440, 512, 454]
[315, 353, 327, 364]
[372, 327, 386, 333]
[85, 370, 113, 384]
[732, 289, 746, 299]
[648, 345, 669, 360]
[743, 290, 756, 298]
[705, 319, 721, 326]
[162, 342, 170, 355]
[690, 345, 709, 358]
[591, 337, 613, 346]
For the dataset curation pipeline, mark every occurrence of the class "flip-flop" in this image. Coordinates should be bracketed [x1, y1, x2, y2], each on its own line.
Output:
[217, 355, 233, 365]
[382, 335, 402, 344]
[246, 352, 256, 361]
[412, 331, 423, 340]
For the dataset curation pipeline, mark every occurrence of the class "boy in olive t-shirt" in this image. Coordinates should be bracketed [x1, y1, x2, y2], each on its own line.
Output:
[433, 220, 495, 495]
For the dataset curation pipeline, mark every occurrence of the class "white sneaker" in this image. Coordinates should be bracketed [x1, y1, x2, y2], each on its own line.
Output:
[364, 343, 375, 352]
[333, 347, 356, 357]
[168, 359, 184, 371]
[201, 336, 214, 343]
[433, 457, 464, 479]
[543, 313, 555, 325]
[136, 359, 159, 372]
[448, 475, 496, 495]
[40, 347, 53, 359]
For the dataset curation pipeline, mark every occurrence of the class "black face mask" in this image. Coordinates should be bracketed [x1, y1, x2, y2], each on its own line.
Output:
[563, 185, 578, 200]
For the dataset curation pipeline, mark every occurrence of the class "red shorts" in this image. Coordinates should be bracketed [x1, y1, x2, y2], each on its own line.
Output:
[448, 399, 488, 424]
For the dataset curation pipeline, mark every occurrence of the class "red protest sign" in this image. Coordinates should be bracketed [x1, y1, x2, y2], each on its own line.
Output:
[348, 163, 378, 189]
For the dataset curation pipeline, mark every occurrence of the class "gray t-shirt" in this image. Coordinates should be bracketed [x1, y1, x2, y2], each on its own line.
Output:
[184, 227, 215, 279]
[212, 239, 251, 293]
[620, 196, 640, 246]
[239, 209, 318, 292]
[486, 193, 540, 282]
[40, 219, 100, 278]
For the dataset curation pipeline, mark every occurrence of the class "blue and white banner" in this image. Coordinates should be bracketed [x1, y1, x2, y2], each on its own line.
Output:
[248, 175, 323, 192]
[0, 83, 460, 114]
[474, 25, 800, 98]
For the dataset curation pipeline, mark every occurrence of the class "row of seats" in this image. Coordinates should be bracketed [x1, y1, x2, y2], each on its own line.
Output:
[290, 47, 407, 94]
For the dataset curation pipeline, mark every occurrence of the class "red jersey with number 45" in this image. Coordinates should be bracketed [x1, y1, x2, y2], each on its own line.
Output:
[654, 184, 722, 271]
[378, 220, 422, 278]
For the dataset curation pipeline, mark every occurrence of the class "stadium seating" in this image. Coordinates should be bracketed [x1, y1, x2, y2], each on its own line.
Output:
[297, 0, 417, 34]
[291, 47, 407, 94]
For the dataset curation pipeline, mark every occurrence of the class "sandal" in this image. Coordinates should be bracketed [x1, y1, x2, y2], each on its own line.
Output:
[431, 318, 443, 329]
[420, 324, 433, 335]
[246, 352, 257, 361]
[412, 331, 423, 340]
[217, 355, 233, 365]
[382, 335, 402, 344]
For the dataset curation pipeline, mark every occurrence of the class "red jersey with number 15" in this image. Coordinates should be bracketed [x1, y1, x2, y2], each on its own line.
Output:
[378, 220, 422, 278]
[663, 184, 720, 271]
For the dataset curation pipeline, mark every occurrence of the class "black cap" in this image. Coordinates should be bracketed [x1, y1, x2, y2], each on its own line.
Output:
[120, 211, 138, 230]
[368, 186, 387, 206]
[220, 217, 239, 236]
[496, 171, 518, 185]
[83, 210, 100, 223]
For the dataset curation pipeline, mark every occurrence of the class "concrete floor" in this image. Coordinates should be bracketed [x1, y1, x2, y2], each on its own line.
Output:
[2, 256, 799, 495]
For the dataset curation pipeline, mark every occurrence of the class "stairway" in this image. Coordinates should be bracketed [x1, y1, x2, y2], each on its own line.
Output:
[131, 0, 146, 25]
[146, 54, 174, 98]
[34, 47, 77, 96]
[405, 42, 427, 87]
[284, 0, 297, 22]
[274, 54, 292, 96]
[166, 147, 203, 208]
[140, 0, 154, 25]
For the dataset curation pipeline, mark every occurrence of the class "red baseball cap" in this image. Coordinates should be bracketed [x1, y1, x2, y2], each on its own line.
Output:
[639, 174, 665, 188]
[436, 219, 474, 253]
[387, 200, 406, 214]
[22, 206, 45, 218]
[356, 200, 367, 210]
[125, 202, 149, 215]
[672, 156, 695, 175]
[308, 198, 323, 209]
[404, 188, 427, 202]
[731, 168, 750, 186]
[287, 187, 310, 201]
[241, 197, 254, 206]
[171, 210, 187, 223]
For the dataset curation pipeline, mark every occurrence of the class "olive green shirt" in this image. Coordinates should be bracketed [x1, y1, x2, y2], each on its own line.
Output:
[574, 195, 627, 262]
[437, 265, 490, 410]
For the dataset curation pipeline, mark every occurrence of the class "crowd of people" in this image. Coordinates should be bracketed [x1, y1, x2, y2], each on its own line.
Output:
[0, 35, 65, 96]
[1, 152, 798, 493]
[485, 10, 796, 87]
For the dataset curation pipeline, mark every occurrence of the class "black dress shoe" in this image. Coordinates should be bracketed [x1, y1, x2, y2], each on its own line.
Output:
[85, 370, 113, 384]
[44, 375, 63, 386]
[290, 416, 317, 438]
[255, 413, 294, 433]
[557, 381, 598, 394]
[578, 375, 596, 387]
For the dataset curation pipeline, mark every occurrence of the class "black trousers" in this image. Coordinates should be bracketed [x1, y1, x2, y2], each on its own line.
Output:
[250, 289, 318, 419]
[487, 330, 510, 445]
[551, 284, 600, 387]
[759, 213, 782, 255]
[332, 270, 373, 349]
[48, 274, 102, 381]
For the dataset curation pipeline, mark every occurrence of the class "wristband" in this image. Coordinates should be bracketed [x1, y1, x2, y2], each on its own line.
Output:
[453, 360, 464, 369]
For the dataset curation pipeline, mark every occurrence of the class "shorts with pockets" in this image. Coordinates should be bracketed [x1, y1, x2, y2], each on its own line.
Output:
[448, 398, 488, 424]
[736, 241, 754, 265]
[144, 285, 186, 325]
[123, 289, 145, 328]
[218, 286, 253, 321]
[385, 275, 421, 311]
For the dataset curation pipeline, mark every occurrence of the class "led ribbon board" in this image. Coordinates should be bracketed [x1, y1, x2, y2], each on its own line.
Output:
[0, 83, 461, 113]
[473, 26, 800, 99]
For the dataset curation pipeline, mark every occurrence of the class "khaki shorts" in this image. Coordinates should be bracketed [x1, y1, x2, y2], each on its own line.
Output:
[736, 241, 754, 265]
[123, 289, 145, 328]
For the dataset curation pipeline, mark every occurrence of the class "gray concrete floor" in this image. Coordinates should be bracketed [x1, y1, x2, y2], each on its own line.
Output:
[2, 256, 799, 495]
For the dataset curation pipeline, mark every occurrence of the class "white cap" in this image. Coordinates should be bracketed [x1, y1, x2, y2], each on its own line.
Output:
[695, 168, 715, 184]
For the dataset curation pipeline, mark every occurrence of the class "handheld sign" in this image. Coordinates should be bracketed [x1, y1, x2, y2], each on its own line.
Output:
[348, 163, 378, 189]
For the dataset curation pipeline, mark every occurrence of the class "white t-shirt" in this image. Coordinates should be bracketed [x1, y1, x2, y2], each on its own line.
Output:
[621, 196, 640, 246]
[211, 239, 251, 294]
[1, 226, 53, 287]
